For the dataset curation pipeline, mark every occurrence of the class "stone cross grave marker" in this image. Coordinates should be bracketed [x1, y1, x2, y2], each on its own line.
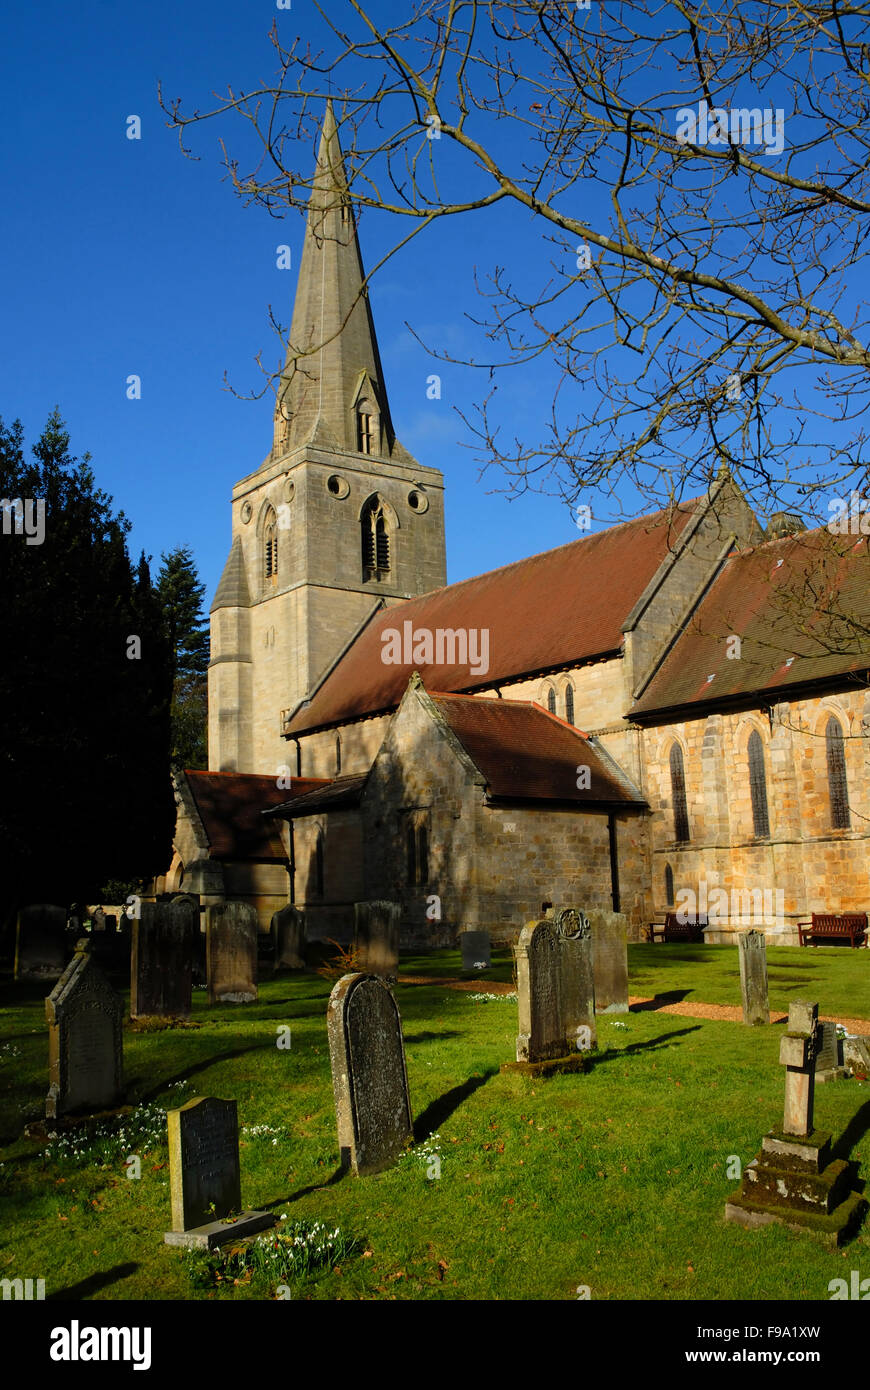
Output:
[206, 902, 258, 1003]
[353, 900, 400, 979]
[460, 930, 491, 970]
[780, 1000, 821, 1137]
[45, 939, 124, 1119]
[737, 929, 769, 1026]
[15, 904, 66, 981]
[590, 910, 629, 1014]
[327, 973, 413, 1175]
[271, 904, 305, 970]
[163, 1097, 275, 1250]
[131, 901, 196, 1019]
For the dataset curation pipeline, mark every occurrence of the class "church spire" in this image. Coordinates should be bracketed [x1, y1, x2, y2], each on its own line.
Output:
[273, 102, 403, 461]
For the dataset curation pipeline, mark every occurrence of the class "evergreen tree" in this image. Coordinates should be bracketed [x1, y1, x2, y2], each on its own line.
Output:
[156, 546, 210, 770]
[0, 410, 175, 925]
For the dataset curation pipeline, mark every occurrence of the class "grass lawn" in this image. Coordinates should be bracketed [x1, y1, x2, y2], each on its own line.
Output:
[1, 945, 868, 1302]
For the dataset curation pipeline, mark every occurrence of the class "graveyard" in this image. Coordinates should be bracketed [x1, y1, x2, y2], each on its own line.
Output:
[1, 934, 868, 1302]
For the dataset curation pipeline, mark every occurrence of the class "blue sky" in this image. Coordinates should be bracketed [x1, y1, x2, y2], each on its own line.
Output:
[1, 3, 855, 604]
[0, 0, 588, 604]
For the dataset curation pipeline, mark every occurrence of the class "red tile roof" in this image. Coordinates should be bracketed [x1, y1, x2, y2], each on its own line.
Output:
[286, 502, 699, 733]
[430, 692, 645, 804]
[265, 774, 368, 818]
[184, 772, 329, 858]
[631, 528, 870, 717]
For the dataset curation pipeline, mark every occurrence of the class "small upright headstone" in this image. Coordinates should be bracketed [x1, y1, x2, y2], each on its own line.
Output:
[272, 904, 305, 970]
[737, 930, 769, 1026]
[45, 939, 124, 1119]
[555, 907, 597, 1051]
[815, 1021, 847, 1083]
[131, 901, 196, 1018]
[163, 1097, 275, 1250]
[725, 1000, 867, 1244]
[502, 917, 588, 1075]
[91, 908, 107, 933]
[14, 904, 66, 981]
[590, 910, 629, 1014]
[206, 902, 258, 1004]
[842, 1034, 870, 1077]
[327, 973, 413, 1176]
[354, 901, 400, 979]
[460, 930, 491, 971]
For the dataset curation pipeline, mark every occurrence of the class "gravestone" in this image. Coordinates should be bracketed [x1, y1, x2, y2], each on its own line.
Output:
[14, 904, 66, 981]
[502, 916, 589, 1075]
[460, 930, 491, 971]
[45, 939, 124, 1119]
[327, 973, 413, 1176]
[590, 910, 629, 1014]
[555, 907, 597, 1051]
[91, 908, 107, 933]
[725, 1001, 867, 1245]
[737, 930, 769, 1026]
[206, 902, 258, 1004]
[131, 901, 196, 1018]
[353, 900, 400, 979]
[163, 1097, 275, 1250]
[842, 1034, 870, 1077]
[815, 1021, 847, 1083]
[272, 905, 305, 970]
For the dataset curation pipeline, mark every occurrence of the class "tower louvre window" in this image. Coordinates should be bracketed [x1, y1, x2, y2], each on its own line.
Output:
[361, 494, 391, 581]
[264, 507, 278, 583]
[825, 716, 850, 829]
[669, 743, 690, 843]
[747, 730, 770, 838]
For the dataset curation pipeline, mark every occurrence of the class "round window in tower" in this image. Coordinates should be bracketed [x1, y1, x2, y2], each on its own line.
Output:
[240, 500, 253, 524]
[407, 487, 429, 513]
[326, 474, 350, 499]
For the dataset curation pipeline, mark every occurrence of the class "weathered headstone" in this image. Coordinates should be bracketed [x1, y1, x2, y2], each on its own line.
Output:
[163, 1097, 275, 1250]
[725, 1000, 867, 1245]
[843, 1034, 870, 1077]
[737, 929, 769, 1026]
[327, 973, 413, 1176]
[271, 904, 305, 970]
[14, 904, 66, 981]
[206, 902, 258, 1004]
[91, 908, 107, 933]
[502, 916, 588, 1075]
[353, 900, 400, 979]
[590, 910, 629, 1014]
[815, 1021, 847, 1083]
[460, 930, 491, 971]
[131, 901, 196, 1018]
[45, 939, 124, 1119]
[555, 907, 597, 1051]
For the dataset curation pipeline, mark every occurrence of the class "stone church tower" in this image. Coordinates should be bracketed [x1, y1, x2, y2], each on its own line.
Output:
[208, 103, 446, 775]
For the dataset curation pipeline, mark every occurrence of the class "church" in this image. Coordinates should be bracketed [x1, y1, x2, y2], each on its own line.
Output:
[157, 105, 869, 949]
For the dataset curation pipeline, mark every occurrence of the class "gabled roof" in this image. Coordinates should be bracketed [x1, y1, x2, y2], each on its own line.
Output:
[183, 772, 329, 858]
[265, 774, 368, 819]
[631, 527, 870, 717]
[285, 501, 699, 734]
[429, 692, 645, 805]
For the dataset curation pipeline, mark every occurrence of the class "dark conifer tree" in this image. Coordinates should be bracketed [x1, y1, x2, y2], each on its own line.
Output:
[156, 546, 209, 770]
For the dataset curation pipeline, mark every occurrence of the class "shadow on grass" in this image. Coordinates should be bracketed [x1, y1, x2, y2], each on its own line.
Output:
[587, 1025, 703, 1070]
[261, 1165, 347, 1208]
[48, 1263, 140, 1299]
[404, 1031, 464, 1044]
[629, 991, 691, 1011]
[135, 1042, 275, 1102]
[413, 1071, 494, 1140]
[832, 1099, 870, 1163]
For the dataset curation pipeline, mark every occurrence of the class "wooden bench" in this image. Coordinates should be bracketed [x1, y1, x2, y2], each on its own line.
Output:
[797, 913, 867, 948]
[649, 912, 708, 944]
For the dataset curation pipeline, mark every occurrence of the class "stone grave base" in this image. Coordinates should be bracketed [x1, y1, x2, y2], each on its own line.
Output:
[25, 1104, 134, 1140]
[164, 1210, 276, 1251]
[816, 1066, 849, 1084]
[213, 990, 257, 1004]
[501, 1054, 587, 1079]
[128, 1015, 200, 1032]
[724, 1128, 867, 1248]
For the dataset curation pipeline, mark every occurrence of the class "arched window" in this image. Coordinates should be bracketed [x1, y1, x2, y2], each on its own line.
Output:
[664, 863, 674, 906]
[314, 831, 324, 898]
[565, 684, 575, 725]
[264, 507, 278, 583]
[669, 743, 690, 843]
[547, 687, 557, 715]
[747, 730, 770, 838]
[407, 823, 417, 885]
[825, 716, 850, 829]
[361, 495, 390, 581]
[335, 734, 342, 776]
[357, 399, 379, 455]
[417, 825, 429, 886]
